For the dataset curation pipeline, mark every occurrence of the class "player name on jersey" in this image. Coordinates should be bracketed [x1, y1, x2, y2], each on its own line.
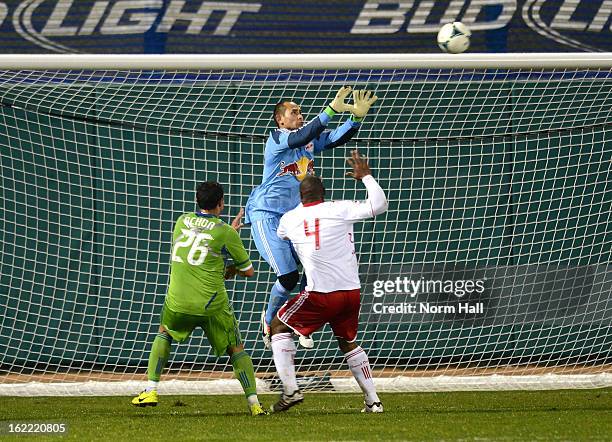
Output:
[183, 215, 216, 230]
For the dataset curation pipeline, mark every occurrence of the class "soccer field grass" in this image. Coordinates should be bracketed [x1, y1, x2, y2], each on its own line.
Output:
[1, 389, 610, 441]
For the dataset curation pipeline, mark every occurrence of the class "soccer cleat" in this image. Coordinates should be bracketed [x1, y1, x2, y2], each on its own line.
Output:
[261, 309, 271, 349]
[131, 389, 158, 407]
[361, 401, 384, 413]
[270, 390, 304, 413]
[298, 334, 315, 349]
[249, 403, 269, 416]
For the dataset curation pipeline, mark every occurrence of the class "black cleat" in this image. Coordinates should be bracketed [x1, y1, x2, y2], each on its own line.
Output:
[270, 390, 304, 413]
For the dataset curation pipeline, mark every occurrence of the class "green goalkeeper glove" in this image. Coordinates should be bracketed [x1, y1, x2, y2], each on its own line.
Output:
[350, 89, 378, 121]
[326, 86, 353, 115]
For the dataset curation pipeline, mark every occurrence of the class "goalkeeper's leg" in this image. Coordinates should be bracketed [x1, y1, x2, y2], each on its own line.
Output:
[251, 218, 302, 348]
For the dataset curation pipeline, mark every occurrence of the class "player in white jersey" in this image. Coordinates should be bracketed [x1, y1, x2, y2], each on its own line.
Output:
[268, 149, 388, 413]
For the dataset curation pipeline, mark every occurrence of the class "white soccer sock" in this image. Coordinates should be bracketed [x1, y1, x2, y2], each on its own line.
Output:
[271, 332, 299, 394]
[345, 346, 380, 404]
[146, 380, 159, 392]
[247, 395, 260, 406]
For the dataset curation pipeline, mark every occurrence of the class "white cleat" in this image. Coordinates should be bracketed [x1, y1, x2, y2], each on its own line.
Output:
[361, 401, 384, 413]
[298, 334, 314, 349]
[261, 309, 271, 349]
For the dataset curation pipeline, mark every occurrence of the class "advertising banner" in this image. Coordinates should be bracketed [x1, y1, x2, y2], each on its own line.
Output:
[0, 0, 609, 53]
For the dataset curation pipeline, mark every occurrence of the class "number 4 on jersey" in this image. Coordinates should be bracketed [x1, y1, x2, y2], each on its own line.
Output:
[303, 219, 320, 250]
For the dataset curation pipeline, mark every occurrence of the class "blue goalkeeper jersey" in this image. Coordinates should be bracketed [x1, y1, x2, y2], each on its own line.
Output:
[245, 111, 360, 223]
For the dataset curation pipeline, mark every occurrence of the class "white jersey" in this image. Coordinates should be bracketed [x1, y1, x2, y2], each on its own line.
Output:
[277, 175, 387, 293]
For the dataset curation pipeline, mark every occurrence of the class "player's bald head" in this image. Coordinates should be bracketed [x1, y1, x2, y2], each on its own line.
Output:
[300, 175, 325, 203]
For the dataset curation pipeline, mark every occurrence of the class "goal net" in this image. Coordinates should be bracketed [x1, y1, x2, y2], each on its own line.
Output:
[0, 54, 610, 396]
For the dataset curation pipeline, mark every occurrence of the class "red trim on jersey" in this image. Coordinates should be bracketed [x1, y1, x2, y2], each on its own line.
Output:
[277, 289, 360, 341]
[303, 200, 323, 207]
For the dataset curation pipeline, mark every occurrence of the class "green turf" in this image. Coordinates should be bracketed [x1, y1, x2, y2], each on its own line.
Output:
[1, 389, 610, 441]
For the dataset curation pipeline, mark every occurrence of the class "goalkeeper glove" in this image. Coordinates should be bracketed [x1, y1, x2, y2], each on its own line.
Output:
[350, 89, 378, 121]
[327, 86, 353, 115]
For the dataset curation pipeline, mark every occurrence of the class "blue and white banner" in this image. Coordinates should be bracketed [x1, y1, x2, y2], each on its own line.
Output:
[0, 1, 610, 53]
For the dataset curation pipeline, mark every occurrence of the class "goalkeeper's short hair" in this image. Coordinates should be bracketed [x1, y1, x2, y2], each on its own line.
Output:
[273, 101, 288, 128]
[196, 181, 224, 210]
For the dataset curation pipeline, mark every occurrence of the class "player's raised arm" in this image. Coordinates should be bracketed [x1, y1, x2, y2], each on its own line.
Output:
[313, 89, 378, 153]
[224, 217, 255, 278]
[231, 207, 245, 231]
[271, 86, 354, 151]
[345, 149, 388, 218]
[224, 208, 254, 279]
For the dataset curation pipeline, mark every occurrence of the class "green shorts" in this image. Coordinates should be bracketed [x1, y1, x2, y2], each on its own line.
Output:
[160, 302, 242, 357]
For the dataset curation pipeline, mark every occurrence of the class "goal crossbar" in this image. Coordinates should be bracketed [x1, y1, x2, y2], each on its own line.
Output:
[0, 53, 610, 70]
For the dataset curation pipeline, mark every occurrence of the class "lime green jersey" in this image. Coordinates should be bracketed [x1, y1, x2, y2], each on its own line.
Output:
[165, 212, 252, 315]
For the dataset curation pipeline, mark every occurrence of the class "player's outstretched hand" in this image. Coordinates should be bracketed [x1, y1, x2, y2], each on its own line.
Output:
[351, 89, 378, 119]
[231, 208, 245, 231]
[346, 149, 372, 180]
[329, 86, 353, 113]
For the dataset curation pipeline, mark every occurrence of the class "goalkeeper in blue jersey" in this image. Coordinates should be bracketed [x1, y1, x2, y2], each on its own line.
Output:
[245, 86, 378, 348]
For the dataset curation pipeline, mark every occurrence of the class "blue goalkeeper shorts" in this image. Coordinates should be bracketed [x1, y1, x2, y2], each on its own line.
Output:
[250, 216, 298, 276]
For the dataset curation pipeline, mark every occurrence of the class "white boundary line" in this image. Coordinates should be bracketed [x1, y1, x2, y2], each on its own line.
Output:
[1, 374, 610, 396]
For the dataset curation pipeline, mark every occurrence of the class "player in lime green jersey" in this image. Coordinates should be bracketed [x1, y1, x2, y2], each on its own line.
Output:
[132, 181, 267, 416]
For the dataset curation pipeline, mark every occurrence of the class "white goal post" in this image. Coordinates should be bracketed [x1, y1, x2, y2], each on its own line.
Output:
[0, 52, 611, 69]
[0, 53, 610, 396]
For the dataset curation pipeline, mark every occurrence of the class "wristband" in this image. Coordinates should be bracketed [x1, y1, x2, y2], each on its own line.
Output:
[324, 106, 337, 118]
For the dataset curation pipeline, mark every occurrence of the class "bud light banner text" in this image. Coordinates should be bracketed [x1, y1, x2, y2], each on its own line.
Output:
[0, 0, 610, 53]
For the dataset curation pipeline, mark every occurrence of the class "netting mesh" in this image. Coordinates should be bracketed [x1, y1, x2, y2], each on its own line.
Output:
[0, 67, 610, 395]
